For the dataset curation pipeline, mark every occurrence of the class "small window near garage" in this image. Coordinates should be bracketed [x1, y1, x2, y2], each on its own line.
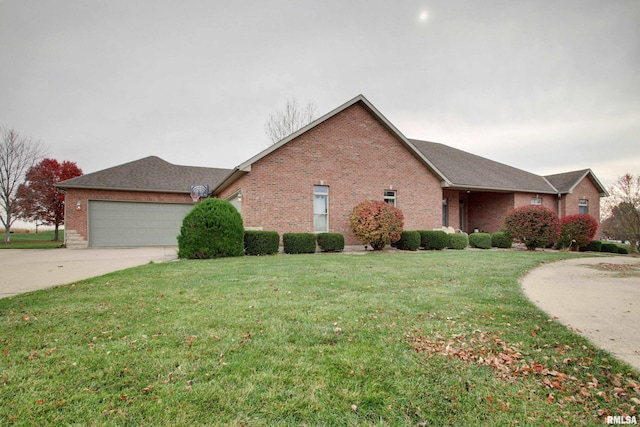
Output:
[313, 185, 329, 232]
[442, 198, 449, 227]
[384, 190, 396, 206]
[530, 197, 542, 205]
[579, 199, 588, 214]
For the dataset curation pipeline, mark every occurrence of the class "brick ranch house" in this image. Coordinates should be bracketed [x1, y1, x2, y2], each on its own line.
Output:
[57, 94, 608, 248]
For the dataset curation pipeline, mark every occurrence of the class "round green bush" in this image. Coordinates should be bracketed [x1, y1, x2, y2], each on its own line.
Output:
[600, 242, 619, 253]
[617, 246, 629, 254]
[491, 231, 513, 249]
[448, 233, 469, 250]
[419, 230, 448, 250]
[317, 233, 344, 252]
[283, 233, 317, 254]
[469, 232, 492, 249]
[177, 198, 244, 259]
[395, 231, 421, 251]
[244, 230, 279, 255]
[582, 240, 603, 252]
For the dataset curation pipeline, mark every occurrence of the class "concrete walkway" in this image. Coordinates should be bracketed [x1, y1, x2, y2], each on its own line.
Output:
[0, 247, 178, 299]
[521, 256, 640, 371]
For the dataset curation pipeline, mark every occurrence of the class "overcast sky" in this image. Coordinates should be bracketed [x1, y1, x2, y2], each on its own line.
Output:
[1, 0, 638, 188]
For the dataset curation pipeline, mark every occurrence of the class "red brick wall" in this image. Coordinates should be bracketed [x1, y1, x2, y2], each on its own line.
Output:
[64, 188, 194, 245]
[561, 177, 602, 220]
[217, 102, 444, 245]
[467, 192, 514, 233]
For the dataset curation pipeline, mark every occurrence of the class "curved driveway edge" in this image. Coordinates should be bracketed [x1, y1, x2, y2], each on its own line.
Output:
[520, 256, 640, 371]
[0, 247, 178, 299]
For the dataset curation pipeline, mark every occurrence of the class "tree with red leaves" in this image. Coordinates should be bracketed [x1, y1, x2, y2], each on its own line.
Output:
[16, 159, 82, 241]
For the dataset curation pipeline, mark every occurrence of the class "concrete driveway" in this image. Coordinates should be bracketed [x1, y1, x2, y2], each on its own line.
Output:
[0, 247, 178, 299]
[521, 256, 640, 371]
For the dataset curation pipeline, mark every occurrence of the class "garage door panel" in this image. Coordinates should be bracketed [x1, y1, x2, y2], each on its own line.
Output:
[89, 201, 193, 247]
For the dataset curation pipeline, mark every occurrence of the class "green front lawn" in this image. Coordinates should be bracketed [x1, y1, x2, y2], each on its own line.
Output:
[0, 230, 64, 249]
[1, 251, 638, 426]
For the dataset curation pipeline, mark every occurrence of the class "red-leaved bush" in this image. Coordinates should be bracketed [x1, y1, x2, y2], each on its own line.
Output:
[504, 205, 560, 251]
[349, 200, 404, 250]
[557, 214, 599, 250]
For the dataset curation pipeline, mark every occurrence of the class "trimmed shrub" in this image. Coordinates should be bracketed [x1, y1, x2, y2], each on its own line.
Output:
[349, 200, 404, 250]
[244, 230, 279, 255]
[618, 246, 629, 254]
[582, 240, 603, 252]
[469, 232, 492, 249]
[419, 230, 448, 250]
[177, 198, 244, 259]
[557, 214, 599, 250]
[317, 233, 345, 252]
[600, 242, 619, 253]
[283, 233, 317, 254]
[491, 231, 513, 249]
[395, 231, 421, 251]
[504, 205, 560, 251]
[448, 233, 469, 250]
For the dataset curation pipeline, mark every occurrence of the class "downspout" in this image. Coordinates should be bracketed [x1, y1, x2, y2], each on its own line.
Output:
[557, 193, 562, 218]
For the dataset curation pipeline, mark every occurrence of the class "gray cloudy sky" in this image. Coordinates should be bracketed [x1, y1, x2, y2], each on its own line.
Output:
[1, 0, 638, 187]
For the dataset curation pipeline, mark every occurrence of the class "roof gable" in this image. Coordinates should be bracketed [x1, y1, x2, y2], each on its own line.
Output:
[545, 169, 609, 196]
[213, 94, 449, 194]
[57, 156, 231, 194]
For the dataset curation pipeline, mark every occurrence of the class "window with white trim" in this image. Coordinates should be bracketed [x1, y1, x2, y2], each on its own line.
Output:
[384, 190, 396, 206]
[579, 199, 588, 214]
[313, 186, 329, 232]
[530, 197, 542, 205]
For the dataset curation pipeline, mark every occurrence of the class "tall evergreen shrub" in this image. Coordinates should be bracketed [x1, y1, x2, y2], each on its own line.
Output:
[177, 198, 244, 259]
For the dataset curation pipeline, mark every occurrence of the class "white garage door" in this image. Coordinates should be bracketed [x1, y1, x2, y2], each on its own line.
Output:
[89, 201, 193, 247]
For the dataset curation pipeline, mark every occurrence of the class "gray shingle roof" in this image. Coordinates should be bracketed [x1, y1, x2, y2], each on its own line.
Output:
[56, 156, 232, 194]
[544, 169, 590, 193]
[409, 139, 558, 193]
[544, 169, 608, 196]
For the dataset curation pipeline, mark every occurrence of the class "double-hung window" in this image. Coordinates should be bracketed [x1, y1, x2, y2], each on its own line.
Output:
[384, 190, 396, 206]
[313, 186, 329, 232]
[579, 199, 588, 214]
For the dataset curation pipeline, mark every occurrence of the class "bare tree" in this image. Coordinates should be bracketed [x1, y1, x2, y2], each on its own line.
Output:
[0, 127, 47, 243]
[602, 173, 640, 252]
[264, 98, 318, 144]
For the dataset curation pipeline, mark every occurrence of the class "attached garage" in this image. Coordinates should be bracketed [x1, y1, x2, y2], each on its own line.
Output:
[56, 156, 232, 248]
[88, 201, 193, 247]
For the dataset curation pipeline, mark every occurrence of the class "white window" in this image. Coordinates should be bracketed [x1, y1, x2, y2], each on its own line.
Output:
[384, 190, 396, 206]
[313, 186, 329, 232]
[579, 199, 588, 214]
[530, 197, 542, 205]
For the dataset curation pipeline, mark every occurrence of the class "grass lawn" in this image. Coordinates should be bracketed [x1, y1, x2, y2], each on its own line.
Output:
[0, 230, 64, 249]
[1, 250, 638, 426]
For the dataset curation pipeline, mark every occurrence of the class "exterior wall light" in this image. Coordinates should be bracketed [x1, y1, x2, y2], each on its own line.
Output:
[76, 200, 81, 210]
[237, 191, 243, 202]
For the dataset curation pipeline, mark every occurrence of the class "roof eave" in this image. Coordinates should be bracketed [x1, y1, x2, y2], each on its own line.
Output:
[54, 184, 192, 194]
[443, 183, 559, 194]
[211, 168, 248, 195]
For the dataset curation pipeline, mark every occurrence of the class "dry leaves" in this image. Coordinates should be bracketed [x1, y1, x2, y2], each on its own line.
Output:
[408, 328, 640, 420]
